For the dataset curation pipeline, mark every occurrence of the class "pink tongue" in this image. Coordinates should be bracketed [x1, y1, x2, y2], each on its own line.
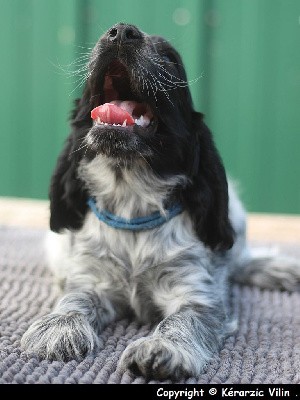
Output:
[91, 103, 135, 126]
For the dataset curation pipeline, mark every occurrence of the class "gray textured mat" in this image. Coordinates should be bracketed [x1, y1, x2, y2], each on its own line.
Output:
[0, 226, 299, 384]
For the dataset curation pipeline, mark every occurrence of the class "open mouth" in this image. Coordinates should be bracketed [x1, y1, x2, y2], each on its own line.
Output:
[91, 60, 155, 129]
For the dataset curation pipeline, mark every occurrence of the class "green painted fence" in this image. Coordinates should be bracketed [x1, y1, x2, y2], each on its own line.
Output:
[0, 0, 299, 214]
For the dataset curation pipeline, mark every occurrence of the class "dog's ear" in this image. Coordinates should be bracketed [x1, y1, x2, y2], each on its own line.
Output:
[49, 131, 88, 233]
[182, 112, 234, 251]
[49, 87, 93, 232]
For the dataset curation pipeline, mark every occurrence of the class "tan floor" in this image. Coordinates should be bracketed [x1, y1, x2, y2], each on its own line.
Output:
[0, 197, 299, 244]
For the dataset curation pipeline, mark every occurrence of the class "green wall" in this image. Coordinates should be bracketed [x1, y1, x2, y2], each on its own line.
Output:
[0, 0, 299, 214]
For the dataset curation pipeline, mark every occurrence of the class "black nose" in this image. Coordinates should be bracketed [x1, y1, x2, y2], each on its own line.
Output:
[106, 23, 143, 43]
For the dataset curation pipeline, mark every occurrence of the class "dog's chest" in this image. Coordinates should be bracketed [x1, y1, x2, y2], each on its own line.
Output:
[83, 213, 162, 274]
[80, 215, 169, 321]
[73, 206, 208, 322]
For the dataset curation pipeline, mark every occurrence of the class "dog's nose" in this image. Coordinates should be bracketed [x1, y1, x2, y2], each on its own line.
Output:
[106, 23, 143, 44]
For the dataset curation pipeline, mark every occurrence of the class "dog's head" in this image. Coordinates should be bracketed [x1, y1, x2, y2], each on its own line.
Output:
[50, 23, 234, 251]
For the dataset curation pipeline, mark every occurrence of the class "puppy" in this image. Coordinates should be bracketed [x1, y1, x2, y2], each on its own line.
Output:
[21, 23, 300, 380]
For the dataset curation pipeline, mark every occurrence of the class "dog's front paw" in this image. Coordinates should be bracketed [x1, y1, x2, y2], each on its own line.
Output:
[21, 312, 101, 361]
[119, 336, 199, 380]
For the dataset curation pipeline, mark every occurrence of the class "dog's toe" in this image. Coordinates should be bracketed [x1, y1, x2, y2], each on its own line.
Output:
[20, 312, 101, 361]
[118, 336, 193, 380]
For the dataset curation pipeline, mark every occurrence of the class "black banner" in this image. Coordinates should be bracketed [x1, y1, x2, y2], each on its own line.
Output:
[2, 384, 300, 399]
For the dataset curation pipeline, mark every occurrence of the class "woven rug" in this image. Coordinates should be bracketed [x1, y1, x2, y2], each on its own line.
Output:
[0, 226, 299, 384]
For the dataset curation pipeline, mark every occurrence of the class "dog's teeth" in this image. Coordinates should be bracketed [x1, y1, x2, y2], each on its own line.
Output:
[135, 115, 144, 126]
[122, 119, 127, 127]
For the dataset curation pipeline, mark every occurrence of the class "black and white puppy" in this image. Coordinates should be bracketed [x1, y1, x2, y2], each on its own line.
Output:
[21, 23, 300, 380]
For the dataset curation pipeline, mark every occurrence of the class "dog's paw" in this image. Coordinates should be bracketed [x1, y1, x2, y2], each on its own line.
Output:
[119, 336, 200, 380]
[20, 312, 101, 361]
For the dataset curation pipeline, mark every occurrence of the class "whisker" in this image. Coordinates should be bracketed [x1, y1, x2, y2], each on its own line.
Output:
[68, 71, 91, 96]
[149, 55, 181, 66]
[149, 71, 174, 105]
[137, 150, 153, 171]
[148, 55, 200, 85]
[139, 64, 159, 104]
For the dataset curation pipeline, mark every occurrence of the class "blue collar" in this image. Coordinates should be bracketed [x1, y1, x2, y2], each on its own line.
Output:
[87, 197, 183, 231]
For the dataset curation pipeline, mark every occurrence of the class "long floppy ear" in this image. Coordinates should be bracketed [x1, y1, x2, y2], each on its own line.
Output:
[182, 112, 234, 251]
[49, 85, 93, 232]
[49, 132, 88, 232]
[49, 89, 94, 232]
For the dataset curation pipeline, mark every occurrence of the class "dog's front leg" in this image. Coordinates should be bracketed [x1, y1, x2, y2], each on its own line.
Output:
[120, 304, 230, 380]
[21, 257, 128, 361]
[119, 262, 232, 380]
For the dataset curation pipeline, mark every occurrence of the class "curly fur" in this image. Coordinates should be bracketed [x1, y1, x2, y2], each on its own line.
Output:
[21, 23, 300, 380]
